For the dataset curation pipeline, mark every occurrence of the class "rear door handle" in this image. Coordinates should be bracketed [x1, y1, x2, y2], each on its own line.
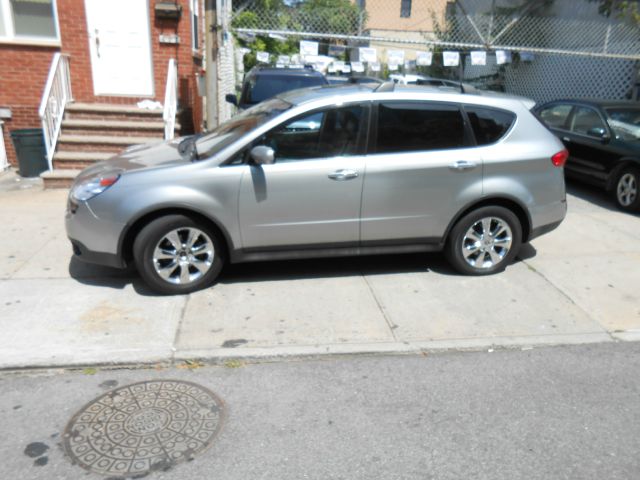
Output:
[449, 160, 477, 171]
[328, 169, 359, 181]
[562, 136, 571, 142]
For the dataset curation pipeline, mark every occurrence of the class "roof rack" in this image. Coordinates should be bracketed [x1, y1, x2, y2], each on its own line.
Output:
[375, 82, 395, 93]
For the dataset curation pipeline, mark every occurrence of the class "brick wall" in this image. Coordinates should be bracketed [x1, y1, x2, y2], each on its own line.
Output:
[0, 0, 205, 167]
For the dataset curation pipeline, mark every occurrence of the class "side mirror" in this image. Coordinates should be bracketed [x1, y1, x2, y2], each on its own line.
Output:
[587, 127, 610, 142]
[225, 94, 238, 106]
[250, 145, 275, 165]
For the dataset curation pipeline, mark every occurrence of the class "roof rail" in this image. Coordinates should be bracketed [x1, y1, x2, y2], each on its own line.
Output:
[375, 82, 395, 93]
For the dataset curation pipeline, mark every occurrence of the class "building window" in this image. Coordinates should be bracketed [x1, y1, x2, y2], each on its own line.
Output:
[190, 0, 200, 52]
[400, 0, 411, 18]
[0, 0, 60, 42]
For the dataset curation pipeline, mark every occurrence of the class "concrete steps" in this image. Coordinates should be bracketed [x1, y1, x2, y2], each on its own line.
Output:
[43, 102, 175, 188]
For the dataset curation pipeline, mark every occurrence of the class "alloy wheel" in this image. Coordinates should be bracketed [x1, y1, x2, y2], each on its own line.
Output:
[617, 173, 638, 207]
[152, 227, 215, 285]
[461, 217, 513, 269]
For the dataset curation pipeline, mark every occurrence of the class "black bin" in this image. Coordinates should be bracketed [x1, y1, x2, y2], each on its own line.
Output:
[10, 128, 48, 177]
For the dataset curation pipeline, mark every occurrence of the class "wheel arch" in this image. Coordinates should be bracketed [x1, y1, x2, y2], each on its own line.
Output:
[118, 207, 234, 267]
[444, 197, 532, 244]
[605, 158, 640, 192]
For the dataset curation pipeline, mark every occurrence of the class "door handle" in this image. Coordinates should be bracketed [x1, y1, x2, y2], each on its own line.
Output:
[562, 136, 571, 142]
[328, 169, 359, 181]
[449, 160, 477, 171]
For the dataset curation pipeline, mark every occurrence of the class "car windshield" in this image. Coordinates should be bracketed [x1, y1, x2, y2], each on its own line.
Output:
[195, 98, 292, 160]
[245, 74, 325, 105]
[606, 107, 640, 141]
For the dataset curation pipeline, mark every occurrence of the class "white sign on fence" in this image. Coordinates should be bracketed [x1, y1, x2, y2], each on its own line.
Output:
[370, 62, 381, 72]
[387, 49, 405, 66]
[471, 51, 487, 65]
[300, 40, 319, 57]
[351, 62, 365, 73]
[443, 51, 460, 67]
[496, 50, 512, 64]
[256, 51, 270, 63]
[416, 51, 433, 66]
[359, 47, 377, 63]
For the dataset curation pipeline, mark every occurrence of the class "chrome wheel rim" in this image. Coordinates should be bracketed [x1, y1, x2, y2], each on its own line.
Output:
[617, 173, 637, 207]
[461, 217, 513, 269]
[152, 227, 214, 285]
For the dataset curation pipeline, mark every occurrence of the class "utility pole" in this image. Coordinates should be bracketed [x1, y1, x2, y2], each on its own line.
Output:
[205, 0, 219, 130]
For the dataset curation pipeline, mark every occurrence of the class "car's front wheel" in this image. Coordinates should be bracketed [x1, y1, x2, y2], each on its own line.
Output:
[133, 215, 224, 295]
[613, 167, 640, 212]
[445, 206, 522, 275]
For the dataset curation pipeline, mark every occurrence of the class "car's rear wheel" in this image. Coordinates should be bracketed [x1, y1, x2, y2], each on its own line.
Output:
[446, 206, 522, 275]
[613, 167, 640, 212]
[133, 215, 224, 295]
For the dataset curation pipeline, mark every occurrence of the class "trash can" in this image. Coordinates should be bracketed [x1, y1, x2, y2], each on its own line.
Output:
[10, 128, 48, 177]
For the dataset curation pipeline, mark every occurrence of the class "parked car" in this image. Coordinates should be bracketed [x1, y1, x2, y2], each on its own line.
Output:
[226, 65, 328, 111]
[534, 99, 640, 211]
[66, 83, 567, 294]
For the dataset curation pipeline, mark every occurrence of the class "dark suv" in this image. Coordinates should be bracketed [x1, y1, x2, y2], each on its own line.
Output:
[226, 66, 328, 111]
[535, 99, 640, 211]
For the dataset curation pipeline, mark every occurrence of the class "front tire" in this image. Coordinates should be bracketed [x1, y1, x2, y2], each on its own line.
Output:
[133, 215, 224, 295]
[445, 206, 522, 275]
[613, 167, 640, 212]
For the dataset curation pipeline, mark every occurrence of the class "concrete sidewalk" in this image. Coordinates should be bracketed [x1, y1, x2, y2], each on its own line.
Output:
[1, 168, 639, 369]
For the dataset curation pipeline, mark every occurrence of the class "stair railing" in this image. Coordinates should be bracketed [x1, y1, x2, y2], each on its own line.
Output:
[163, 59, 178, 140]
[39, 53, 72, 171]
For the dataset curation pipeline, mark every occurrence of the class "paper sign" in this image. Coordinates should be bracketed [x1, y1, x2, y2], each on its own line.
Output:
[334, 61, 345, 71]
[300, 40, 319, 57]
[388, 63, 399, 71]
[443, 51, 460, 67]
[496, 50, 512, 64]
[341, 64, 352, 73]
[327, 64, 337, 73]
[351, 62, 365, 73]
[328, 45, 346, 57]
[387, 49, 405, 65]
[471, 51, 487, 65]
[256, 51, 270, 63]
[359, 47, 377, 63]
[370, 62, 381, 72]
[277, 55, 290, 65]
[416, 51, 432, 66]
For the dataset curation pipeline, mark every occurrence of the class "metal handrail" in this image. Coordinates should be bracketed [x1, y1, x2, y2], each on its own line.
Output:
[39, 53, 72, 171]
[163, 59, 178, 140]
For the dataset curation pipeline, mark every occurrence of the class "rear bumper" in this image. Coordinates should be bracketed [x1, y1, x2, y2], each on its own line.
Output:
[528, 199, 567, 241]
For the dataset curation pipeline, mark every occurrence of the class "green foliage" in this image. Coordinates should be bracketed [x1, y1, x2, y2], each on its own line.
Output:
[591, 0, 640, 25]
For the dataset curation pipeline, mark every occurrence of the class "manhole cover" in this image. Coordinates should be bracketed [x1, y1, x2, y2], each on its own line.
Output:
[63, 380, 224, 477]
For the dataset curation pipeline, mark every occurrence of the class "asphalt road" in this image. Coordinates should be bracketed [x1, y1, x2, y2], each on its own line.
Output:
[2, 342, 640, 480]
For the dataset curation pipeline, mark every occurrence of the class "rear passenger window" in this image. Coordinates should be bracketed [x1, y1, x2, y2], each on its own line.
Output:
[538, 104, 572, 129]
[465, 106, 515, 145]
[376, 103, 466, 153]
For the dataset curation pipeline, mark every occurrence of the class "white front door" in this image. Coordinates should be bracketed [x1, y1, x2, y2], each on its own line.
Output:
[85, 0, 154, 96]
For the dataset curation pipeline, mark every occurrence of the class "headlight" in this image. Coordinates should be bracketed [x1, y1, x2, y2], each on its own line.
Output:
[71, 174, 121, 202]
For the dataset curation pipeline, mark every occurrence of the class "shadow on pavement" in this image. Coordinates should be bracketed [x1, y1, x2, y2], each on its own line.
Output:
[68, 257, 159, 296]
[68, 245, 539, 291]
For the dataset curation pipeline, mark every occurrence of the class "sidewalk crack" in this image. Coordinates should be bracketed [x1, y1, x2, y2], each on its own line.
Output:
[361, 272, 399, 341]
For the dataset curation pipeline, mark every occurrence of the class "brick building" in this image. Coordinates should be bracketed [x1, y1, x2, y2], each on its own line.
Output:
[0, 0, 211, 179]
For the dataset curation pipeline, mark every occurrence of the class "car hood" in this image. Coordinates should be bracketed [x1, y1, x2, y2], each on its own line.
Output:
[76, 137, 191, 181]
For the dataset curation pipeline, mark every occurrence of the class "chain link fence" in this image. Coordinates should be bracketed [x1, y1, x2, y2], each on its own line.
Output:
[230, 0, 640, 102]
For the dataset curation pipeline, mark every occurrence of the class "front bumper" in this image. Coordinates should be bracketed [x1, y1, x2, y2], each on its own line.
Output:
[65, 198, 127, 269]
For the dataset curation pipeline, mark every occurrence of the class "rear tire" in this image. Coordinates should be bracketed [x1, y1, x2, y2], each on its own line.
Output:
[445, 206, 522, 275]
[613, 167, 640, 212]
[133, 215, 224, 295]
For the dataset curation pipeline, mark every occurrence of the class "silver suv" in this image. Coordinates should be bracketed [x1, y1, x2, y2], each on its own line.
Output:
[66, 84, 568, 294]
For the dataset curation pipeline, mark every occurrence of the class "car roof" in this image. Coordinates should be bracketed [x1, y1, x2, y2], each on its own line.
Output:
[540, 99, 640, 109]
[277, 83, 536, 110]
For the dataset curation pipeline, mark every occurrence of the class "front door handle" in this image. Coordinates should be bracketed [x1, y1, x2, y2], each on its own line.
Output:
[328, 169, 359, 181]
[562, 136, 571, 142]
[449, 160, 477, 171]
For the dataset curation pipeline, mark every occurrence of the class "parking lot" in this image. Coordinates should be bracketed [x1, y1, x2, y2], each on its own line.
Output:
[1, 171, 639, 370]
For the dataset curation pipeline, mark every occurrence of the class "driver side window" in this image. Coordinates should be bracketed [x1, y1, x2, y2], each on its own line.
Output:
[261, 106, 365, 162]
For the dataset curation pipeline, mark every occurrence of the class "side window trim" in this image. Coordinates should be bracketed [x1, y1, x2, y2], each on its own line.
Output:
[567, 105, 611, 139]
[370, 100, 472, 155]
[539, 103, 575, 132]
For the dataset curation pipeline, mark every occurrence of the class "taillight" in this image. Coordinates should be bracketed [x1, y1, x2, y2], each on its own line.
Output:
[551, 150, 568, 167]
